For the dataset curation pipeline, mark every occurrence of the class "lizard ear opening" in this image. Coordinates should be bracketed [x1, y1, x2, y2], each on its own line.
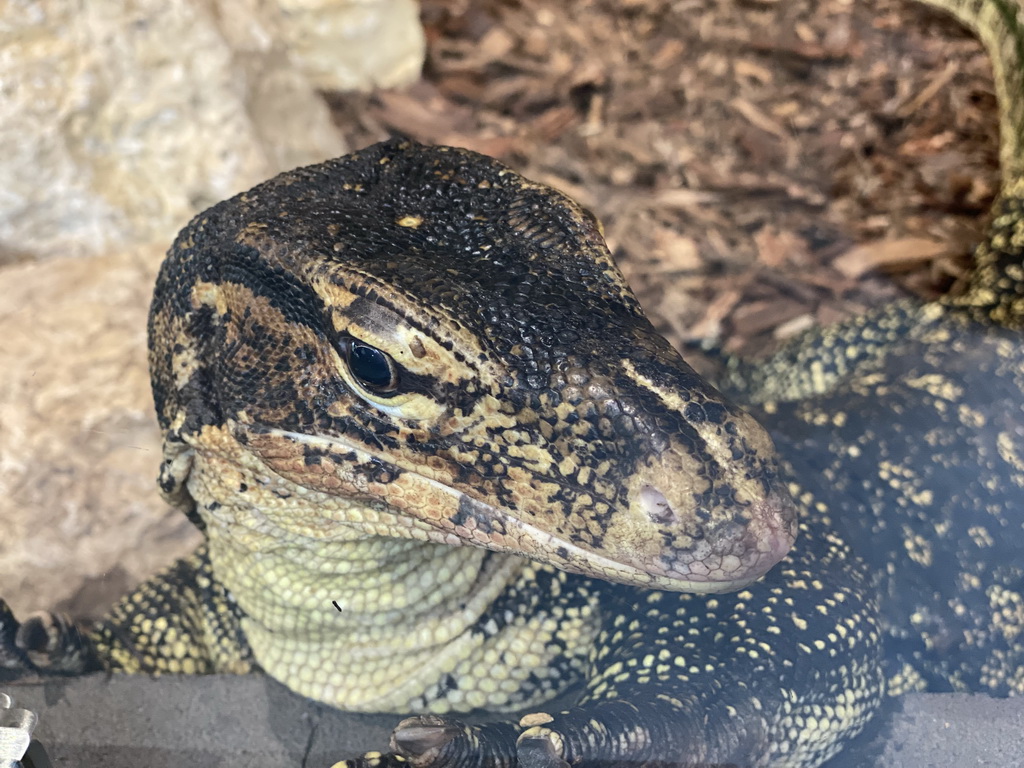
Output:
[157, 413, 204, 531]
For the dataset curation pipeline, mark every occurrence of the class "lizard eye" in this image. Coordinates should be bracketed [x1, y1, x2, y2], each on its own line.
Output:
[339, 337, 399, 395]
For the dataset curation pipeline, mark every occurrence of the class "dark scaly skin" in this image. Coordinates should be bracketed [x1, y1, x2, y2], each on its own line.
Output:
[740, 308, 1024, 699]
[716, 0, 1024, 704]
[2, 1, 1024, 766]
[0, 146, 874, 768]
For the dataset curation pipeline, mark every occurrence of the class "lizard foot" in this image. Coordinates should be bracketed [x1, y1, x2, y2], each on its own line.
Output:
[0, 599, 32, 679]
[0, 599, 98, 678]
[332, 716, 519, 768]
[391, 716, 466, 766]
[332, 701, 681, 768]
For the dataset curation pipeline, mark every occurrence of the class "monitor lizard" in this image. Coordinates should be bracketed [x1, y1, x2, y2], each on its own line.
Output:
[1, 0, 1022, 766]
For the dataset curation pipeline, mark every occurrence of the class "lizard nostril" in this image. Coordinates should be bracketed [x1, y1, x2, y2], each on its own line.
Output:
[639, 484, 679, 525]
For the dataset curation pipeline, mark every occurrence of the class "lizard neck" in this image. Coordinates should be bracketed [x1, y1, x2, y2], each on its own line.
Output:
[204, 516, 534, 712]
[184, 431, 600, 713]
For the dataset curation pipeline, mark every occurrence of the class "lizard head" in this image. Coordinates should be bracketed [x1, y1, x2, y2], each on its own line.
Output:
[149, 139, 797, 593]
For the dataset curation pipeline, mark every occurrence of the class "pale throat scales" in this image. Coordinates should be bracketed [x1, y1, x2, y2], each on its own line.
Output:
[185, 427, 602, 713]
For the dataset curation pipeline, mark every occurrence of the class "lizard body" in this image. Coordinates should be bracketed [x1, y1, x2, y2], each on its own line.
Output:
[2, 0, 1023, 766]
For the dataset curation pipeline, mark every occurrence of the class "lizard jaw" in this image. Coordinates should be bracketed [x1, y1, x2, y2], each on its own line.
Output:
[251, 427, 793, 593]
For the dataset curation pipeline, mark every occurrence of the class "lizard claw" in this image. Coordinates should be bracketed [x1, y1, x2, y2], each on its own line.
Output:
[392, 716, 463, 765]
[515, 732, 571, 768]
[336, 716, 519, 768]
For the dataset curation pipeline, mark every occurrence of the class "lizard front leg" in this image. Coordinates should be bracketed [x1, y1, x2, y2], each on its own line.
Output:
[1, 545, 252, 679]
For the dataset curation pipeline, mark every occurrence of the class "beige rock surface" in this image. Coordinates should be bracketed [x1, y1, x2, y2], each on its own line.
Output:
[0, 0, 424, 264]
[270, 0, 425, 91]
[0, 248, 202, 619]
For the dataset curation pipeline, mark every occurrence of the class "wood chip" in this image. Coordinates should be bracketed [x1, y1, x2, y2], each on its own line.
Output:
[731, 298, 808, 339]
[833, 238, 950, 279]
[730, 98, 791, 142]
[477, 27, 516, 64]
[686, 288, 743, 340]
[733, 58, 775, 85]
[895, 62, 959, 118]
[754, 226, 811, 268]
[773, 313, 817, 340]
[651, 188, 719, 210]
[652, 227, 702, 272]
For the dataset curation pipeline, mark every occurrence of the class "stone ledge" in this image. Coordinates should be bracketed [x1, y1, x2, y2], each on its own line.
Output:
[4, 675, 1023, 767]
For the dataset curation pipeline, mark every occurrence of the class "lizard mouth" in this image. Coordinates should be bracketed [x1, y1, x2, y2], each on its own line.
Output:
[251, 427, 793, 593]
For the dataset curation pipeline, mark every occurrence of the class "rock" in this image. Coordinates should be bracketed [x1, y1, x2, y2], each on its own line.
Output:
[261, 0, 425, 92]
[0, 0, 423, 266]
[0, 247, 202, 618]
